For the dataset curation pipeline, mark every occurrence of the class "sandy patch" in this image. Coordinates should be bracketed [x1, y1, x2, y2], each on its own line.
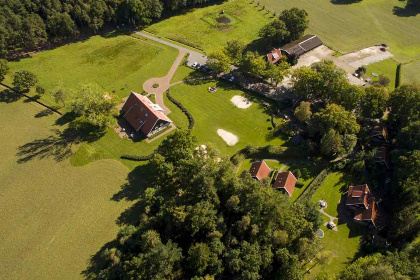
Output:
[231, 95, 251, 109]
[217, 129, 238, 146]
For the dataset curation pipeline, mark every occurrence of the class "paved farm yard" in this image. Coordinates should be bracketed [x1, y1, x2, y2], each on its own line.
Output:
[0, 93, 132, 280]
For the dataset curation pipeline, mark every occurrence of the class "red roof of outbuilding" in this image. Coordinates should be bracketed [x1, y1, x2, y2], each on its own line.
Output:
[266, 48, 282, 64]
[121, 92, 171, 136]
[273, 171, 297, 196]
[346, 184, 371, 208]
[249, 161, 271, 181]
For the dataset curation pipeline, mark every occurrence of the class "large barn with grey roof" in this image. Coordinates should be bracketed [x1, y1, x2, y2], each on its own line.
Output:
[281, 35, 323, 58]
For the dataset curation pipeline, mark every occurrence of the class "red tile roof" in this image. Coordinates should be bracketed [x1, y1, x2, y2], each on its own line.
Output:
[122, 92, 171, 136]
[266, 48, 282, 64]
[249, 161, 271, 181]
[354, 197, 378, 226]
[273, 171, 297, 196]
[346, 184, 372, 208]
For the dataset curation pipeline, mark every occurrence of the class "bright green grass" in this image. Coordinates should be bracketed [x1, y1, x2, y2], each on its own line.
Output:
[311, 172, 348, 217]
[145, 0, 272, 53]
[403, 59, 420, 85]
[4, 33, 179, 106]
[0, 96, 132, 280]
[308, 171, 365, 276]
[257, 0, 420, 64]
[366, 59, 398, 89]
[169, 80, 285, 156]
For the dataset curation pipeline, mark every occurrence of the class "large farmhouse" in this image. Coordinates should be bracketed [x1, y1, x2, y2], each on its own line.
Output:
[281, 35, 323, 58]
[121, 92, 172, 137]
[346, 184, 378, 226]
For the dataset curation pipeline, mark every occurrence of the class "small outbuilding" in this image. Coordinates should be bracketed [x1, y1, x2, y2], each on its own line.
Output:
[281, 35, 323, 58]
[266, 48, 282, 64]
[249, 160, 271, 181]
[273, 171, 297, 196]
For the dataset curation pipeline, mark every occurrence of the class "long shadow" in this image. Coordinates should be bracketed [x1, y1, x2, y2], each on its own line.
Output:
[244, 38, 271, 55]
[393, 4, 420, 17]
[81, 239, 120, 280]
[16, 120, 105, 163]
[112, 163, 154, 225]
[0, 89, 21, 103]
[330, 0, 362, 4]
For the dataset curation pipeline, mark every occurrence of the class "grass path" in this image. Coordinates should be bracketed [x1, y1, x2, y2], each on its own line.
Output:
[0, 95, 132, 280]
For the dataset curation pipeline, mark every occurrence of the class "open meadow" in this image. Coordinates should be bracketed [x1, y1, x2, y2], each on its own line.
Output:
[0, 90, 132, 280]
[146, 0, 272, 53]
[4, 32, 179, 106]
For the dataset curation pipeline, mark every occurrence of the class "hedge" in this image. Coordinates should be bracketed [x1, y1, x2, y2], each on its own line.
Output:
[166, 90, 195, 129]
[121, 150, 156, 161]
[295, 168, 330, 202]
[395, 63, 402, 89]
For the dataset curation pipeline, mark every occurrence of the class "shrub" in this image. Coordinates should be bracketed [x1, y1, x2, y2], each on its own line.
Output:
[121, 151, 156, 161]
[36, 85, 46, 95]
[395, 63, 402, 88]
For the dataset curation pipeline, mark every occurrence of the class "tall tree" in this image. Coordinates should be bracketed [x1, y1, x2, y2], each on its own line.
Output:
[259, 19, 290, 46]
[12, 70, 37, 92]
[360, 86, 389, 119]
[224, 40, 245, 65]
[278, 8, 309, 41]
[0, 59, 9, 82]
[207, 49, 230, 74]
[314, 104, 360, 135]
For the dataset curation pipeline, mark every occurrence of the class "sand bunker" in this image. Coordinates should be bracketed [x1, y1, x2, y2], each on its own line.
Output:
[217, 129, 238, 146]
[231, 95, 251, 109]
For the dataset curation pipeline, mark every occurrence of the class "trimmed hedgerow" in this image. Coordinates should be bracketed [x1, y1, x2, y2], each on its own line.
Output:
[166, 90, 195, 129]
[395, 63, 402, 89]
[121, 150, 156, 161]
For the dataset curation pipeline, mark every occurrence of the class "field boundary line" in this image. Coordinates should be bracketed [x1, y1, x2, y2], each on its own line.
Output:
[0, 82, 62, 115]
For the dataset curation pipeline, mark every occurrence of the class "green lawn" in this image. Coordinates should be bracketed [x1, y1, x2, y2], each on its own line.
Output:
[308, 171, 366, 276]
[366, 59, 398, 90]
[403, 59, 420, 85]
[0, 93, 132, 280]
[145, 0, 272, 53]
[4, 32, 179, 105]
[169, 80, 285, 156]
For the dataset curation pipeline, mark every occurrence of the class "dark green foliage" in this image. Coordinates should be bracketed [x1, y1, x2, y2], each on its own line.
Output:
[89, 130, 321, 279]
[395, 63, 402, 88]
[360, 86, 389, 119]
[278, 8, 309, 41]
[166, 90, 195, 129]
[121, 152, 156, 161]
[12, 70, 37, 92]
[0, 59, 9, 82]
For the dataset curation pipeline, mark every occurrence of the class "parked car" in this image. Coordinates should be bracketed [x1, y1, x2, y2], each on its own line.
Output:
[229, 76, 235, 82]
[192, 62, 199, 68]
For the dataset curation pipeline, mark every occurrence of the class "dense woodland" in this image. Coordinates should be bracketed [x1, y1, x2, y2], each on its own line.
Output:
[0, 0, 219, 58]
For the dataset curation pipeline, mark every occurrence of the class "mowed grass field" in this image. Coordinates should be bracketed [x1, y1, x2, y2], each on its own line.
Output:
[146, 0, 271, 53]
[0, 93, 132, 280]
[4, 33, 179, 105]
[169, 80, 285, 156]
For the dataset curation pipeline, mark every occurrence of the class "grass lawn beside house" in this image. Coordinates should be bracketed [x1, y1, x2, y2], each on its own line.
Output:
[145, 0, 272, 53]
[0, 93, 133, 280]
[366, 59, 398, 90]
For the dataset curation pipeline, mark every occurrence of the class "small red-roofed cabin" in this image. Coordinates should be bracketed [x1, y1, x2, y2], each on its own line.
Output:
[121, 92, 172, 137]
[249, 161, 271, 181]
[353, 197, 378, 227]
[266, 48, 282, 64]
[273, 171, 297, 196]
[346, 184, 372, 209]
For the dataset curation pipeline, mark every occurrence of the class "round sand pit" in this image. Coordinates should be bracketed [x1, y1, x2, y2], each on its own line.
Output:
[217, 129, 238, 146]
[231, 95, 251, 109]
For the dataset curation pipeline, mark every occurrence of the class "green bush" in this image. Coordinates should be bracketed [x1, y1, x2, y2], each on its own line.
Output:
[121, 151, 156, 161]
[166, 90, 195, 129]
[395, 63, 402, 88]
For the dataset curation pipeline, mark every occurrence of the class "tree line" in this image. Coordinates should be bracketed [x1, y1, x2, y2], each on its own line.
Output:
[0, 0, 220, 58]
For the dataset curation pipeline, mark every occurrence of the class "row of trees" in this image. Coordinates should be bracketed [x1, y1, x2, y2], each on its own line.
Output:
[0, 0, 220, 58]
[89, 130, 324, 279]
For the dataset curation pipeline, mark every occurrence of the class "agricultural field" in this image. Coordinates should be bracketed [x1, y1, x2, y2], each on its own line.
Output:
[169, 80, 285, 156]
[257, 0, 420, 83]
[403, 59, 420, 85]
[0, 92, 132, 280]
[146, 0, 272, 53]
[4, 32, 179, 106]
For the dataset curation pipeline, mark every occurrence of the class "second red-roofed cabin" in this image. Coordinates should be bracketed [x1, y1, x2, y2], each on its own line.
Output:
[266, 48, 282, 64]
[121, 92, 172, 138]
[273, 171, 297, 196]
[354, 197, 378, 226]
[249, 161, 271, 181]
[346, 184, 372, 209]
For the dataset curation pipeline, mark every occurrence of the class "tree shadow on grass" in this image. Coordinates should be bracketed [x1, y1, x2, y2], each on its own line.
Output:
[112, 163, 154, 225]
[81, 239, 120, 280]
[16, 120, 105, 163]
[0, 89, 21, 103]
[34, 109, 55, 118]
[393, 4, 420, 17]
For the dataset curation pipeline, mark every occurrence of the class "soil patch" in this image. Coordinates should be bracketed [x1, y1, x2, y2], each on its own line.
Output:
[231, 95, 251, 109]
[217, 129, 238, 146]
[216, 16, 231, 24]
